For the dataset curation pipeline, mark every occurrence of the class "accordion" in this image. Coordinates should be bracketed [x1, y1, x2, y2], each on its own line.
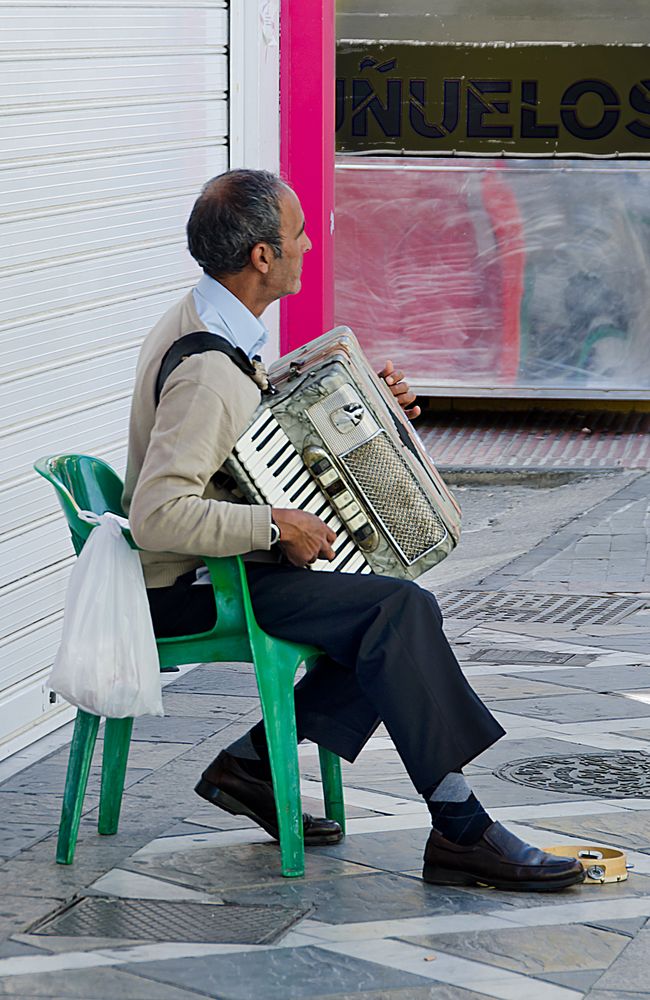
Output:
[225, 328, 461, 580]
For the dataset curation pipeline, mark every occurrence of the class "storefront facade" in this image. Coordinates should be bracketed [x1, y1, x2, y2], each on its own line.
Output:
[0, 0, 280, 756]
[332, 1, 650, 400]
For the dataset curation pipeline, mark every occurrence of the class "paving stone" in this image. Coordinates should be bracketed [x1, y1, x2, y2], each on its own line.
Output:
[125, 839, 379, 893]
[311, 751, 409, 785]
[179, 797, 376, 833]
[572, 636, 650, 653]
[130, 716, 231, 743]
[614, 728, 650, 742]
[535, 968, 608, 990]
[0, 895, 62, 939]
[586, 917, 649, 937]
[121, 759, 208, 808]
[589, 992, 650, 999]
[524, 665, 650, 692]
[157, 820, 231, 838]
[126, 946, 439, 999]
[488, 692, 650, 722]
[0, 853, 122, 902]
[445, 871, 649, 913]
[464, 772, 593, 807]
[352, 778, 421, 800]
[165, 663, 259, 696]
[398, 923, 627, 974]
[161, 692, 259, 719]
[0, 791, 98, 824]
[0, 967, 211, 998]
[524, 811, 650, 852]
[467, 675, 583, 701]
[310, 990, 487, 1000]
[0, 822, 53, 862]
[315, 828, 429, 873]
[591, 927, 650, 992]
[225, 871, 506, 924]
[93, 740, 189, 770]
[0, 939, 47, 958]
[474, 737, 596, 771]
[0, 765, 151, 796]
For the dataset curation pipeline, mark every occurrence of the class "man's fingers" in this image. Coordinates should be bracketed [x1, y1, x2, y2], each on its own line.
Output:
[377, 360, 394, 380]
[406, 404, 422, 421]
[385, 370, 405, 387]
[325, 526, 337, 544]
[391, 381, 415, 399]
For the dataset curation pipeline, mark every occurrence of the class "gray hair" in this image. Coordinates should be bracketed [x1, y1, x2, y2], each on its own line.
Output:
[186, 169, 287, 277]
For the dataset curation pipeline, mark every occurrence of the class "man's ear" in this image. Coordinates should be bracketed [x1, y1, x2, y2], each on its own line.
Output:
[250, 242, 272, 275]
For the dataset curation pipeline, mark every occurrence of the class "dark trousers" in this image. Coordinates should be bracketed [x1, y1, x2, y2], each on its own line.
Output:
[147, 565, 504, 792]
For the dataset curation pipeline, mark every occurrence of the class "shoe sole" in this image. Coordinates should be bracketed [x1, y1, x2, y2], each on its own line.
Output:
[194, 779, 343, 846]
[422, 862, 586, 892]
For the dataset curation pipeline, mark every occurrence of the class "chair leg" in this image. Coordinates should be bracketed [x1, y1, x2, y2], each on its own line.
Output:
[253, 648, 305, 878]
[318, 747, 346, 833]
[98, 717, 133, 835]
[56, 709, 100, 864]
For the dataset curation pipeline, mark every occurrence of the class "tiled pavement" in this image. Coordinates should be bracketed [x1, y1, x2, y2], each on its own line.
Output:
[418, 410, 650, 470]
[0, 472, 649, 999]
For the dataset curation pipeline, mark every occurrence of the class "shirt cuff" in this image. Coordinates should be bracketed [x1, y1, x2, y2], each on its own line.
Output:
[250, 504, 274, 551]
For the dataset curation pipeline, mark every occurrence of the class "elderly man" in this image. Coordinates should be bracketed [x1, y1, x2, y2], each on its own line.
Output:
[123, 169, 583, 892]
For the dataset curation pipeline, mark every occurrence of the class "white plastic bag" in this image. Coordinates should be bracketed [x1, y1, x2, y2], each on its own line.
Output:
[49, 512, 164, 718]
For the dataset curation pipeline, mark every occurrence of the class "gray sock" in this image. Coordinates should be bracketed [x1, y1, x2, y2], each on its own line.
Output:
[425, 771, 492, 845]
[428, 772, 472, 802]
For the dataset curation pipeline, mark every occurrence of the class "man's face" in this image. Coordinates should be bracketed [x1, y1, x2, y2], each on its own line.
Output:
[266, 188, 312, 298]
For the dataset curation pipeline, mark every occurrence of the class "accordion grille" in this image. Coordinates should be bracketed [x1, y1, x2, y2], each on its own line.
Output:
[342, 432, 447, 564]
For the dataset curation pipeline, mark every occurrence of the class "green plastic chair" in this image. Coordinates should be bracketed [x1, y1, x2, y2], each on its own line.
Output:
[34, 454, 345, 878]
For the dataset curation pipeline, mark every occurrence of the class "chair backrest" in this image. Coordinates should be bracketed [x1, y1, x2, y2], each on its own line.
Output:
[35, 453, 254, 659]
[34, 454, 127, 553]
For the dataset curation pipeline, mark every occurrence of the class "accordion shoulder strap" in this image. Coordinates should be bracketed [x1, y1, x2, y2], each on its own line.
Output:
[154, 331, 259, 405]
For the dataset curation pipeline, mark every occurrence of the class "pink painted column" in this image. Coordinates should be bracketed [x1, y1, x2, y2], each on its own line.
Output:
[280, 0, 335, 353]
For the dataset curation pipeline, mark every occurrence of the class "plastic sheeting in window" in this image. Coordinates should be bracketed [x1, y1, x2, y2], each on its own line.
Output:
[334, 157, 650, 395]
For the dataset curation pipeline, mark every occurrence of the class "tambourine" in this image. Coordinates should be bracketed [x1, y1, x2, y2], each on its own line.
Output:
[544, 844, 631, 884]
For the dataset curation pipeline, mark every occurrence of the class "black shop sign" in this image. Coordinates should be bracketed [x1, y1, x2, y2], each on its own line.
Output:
[336, 44, 650, 156]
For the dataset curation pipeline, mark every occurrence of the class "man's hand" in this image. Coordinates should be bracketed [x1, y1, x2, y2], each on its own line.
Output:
[378, 360, 421, 420]
[271, 508, 336, 568]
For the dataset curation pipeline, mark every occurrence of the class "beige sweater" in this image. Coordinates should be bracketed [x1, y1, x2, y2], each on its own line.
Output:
[122, 291, 273, 587]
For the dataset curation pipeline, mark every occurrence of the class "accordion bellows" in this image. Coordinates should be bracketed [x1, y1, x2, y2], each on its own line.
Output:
[226, 327, 462, 580]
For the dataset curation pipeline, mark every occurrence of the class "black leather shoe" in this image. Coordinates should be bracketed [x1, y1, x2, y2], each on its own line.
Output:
[195, 750, 343, 845]
[423, 821, 585, 892]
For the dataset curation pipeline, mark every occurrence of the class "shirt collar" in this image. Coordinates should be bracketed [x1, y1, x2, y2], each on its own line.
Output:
[193, 272, 268, 358]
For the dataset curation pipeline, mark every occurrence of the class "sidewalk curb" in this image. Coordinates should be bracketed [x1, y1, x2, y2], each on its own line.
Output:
[440, 466, 626, 488]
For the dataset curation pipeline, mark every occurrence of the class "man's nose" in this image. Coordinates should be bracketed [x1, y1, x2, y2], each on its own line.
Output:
[303, 233, 312, 253]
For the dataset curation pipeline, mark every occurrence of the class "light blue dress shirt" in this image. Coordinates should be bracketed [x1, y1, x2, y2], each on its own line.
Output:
[192, 272, 268, 359]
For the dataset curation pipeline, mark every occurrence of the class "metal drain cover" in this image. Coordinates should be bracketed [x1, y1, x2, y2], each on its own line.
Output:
[30, 896, 307, 945]
[461, 648, 591, 665]
[497, 751, 650, 799]
[440, 591, 643, 626]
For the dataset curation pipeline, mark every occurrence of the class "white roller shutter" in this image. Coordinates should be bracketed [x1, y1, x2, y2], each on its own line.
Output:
[0, 0, 230, 754]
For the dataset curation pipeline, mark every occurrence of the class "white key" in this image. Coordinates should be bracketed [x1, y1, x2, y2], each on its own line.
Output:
[329, 541, 356, 571]
[290, 475, 318, 502]
[247, 461, 293, 496]
[244, 418, 285, 455]
[272, 456, 306, 488]
[238, 409, 275, 448]
[292, 483, 322, 509]
[247, 443, 296, 485]
[341, 550, 368, 574]
[254, 427, 288, 463]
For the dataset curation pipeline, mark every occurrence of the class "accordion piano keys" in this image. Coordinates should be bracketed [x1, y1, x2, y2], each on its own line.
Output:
[233, 412, 372, 575]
